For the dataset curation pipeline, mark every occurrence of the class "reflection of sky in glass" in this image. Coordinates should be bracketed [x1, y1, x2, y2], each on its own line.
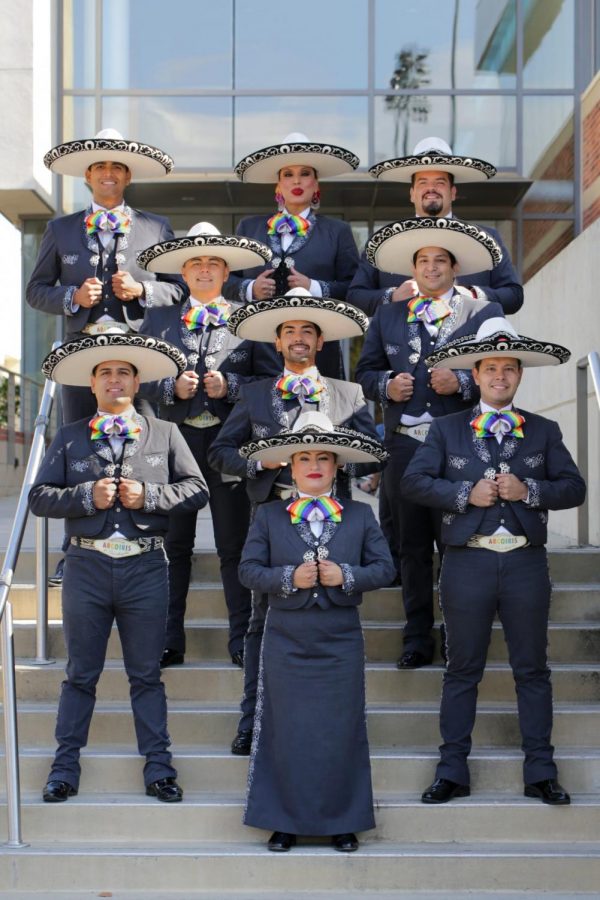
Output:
[375, 0, 516, 90]
[523, 0, 574, 88]
[64, 1, 95, 89]
[62, 97, 96, 212]
[522, 96, 574, 180]
[103, 97, 233, 167]
[234, 97, 368, 168]
[374, 95, 516, 167]
[102, 0, 233, 89]
[235, 0, 367, 89]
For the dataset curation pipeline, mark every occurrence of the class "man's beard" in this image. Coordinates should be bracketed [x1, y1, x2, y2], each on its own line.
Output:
[422, 196, 443, 216]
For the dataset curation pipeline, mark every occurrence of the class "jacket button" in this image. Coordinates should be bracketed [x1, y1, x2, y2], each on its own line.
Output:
[313, 592, 318, 598]
[501, 502, 505, 507]
[500, 519, 505, 524]
[426, 402, 431, 408]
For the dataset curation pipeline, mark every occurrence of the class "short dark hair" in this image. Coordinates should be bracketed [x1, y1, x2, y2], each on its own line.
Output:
[411, 171, 455, 188]
[92, 361, 138, 376]
[412, 248, 457, 267]
[275, 321, 322, 338]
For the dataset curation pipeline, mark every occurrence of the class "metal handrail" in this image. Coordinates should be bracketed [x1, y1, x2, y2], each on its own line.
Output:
[0, 349, 59, 848]
[576, 351, 600, 546]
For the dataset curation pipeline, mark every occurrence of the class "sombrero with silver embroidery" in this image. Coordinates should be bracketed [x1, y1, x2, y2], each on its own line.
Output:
[234, 132, 360, 183]
[138, 222, 272, 274]
[425, 317, 571, 370]
[41, 332, 187, 386]
[369, 136, 496, 184]
[239, 412, 388, 466]
[366, 217, 502, 277]
[44, 128, 174, 179]
[227, 288, 369, 342]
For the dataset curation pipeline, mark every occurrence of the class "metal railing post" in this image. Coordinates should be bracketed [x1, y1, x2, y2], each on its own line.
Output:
[1, 601, 27, 847]
[576, 352, 600, 547]
[34, 515, 53, 664]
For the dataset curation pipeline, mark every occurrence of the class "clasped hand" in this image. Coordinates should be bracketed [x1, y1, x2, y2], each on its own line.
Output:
[293, 559, 344, 589]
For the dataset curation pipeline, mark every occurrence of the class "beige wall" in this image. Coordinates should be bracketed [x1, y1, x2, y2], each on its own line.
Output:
[512, 218, 600, 546]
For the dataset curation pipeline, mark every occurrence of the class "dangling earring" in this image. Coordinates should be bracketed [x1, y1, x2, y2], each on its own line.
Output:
[291, 478, 299, 500]
[331, 475, 337, 498]
[310, 189, 321, 210]
[275, 190, 285, 212]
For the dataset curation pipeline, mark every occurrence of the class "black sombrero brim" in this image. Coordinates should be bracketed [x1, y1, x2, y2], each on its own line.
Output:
[425, 331, 571, 370]
[240, 426, 389, 466]
[234, 141, 359, 183]
[366, 217, 502, 276]
[227, 297, 369, 342]
[369, 153, 496, 184]
[41, 334, 187, 386]
[138, 234, 272, 274]
[44, 139, 174, 179]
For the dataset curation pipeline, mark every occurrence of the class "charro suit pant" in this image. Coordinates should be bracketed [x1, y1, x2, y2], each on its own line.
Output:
[436, 545, 556, 786]
[51, 546, 176, 789]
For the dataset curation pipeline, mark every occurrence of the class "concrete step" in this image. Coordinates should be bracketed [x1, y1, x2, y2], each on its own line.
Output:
[6, 793, 600, 844]
[0, 841, 599, 893]
[3, 748, 600, 795]
[7, 701, 600, 749]
[12, 620, 600, 663]
[13, 660, 600, 703]
[0, 894, 595, 900]
[9, 582, 600, 623]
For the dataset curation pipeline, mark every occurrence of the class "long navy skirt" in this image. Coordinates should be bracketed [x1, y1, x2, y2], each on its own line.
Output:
[244, 604, 375, 836]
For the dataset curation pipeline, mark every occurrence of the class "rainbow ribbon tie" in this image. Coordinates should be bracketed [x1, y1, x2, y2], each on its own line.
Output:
[85, 209, 131, 236]
[286, 496, 343, 524]
[182, 302, 230, 331]
[267, 212, 310, 238]
[89, 414, 141, 441]
[276, 374, 322, 402]
[470, 410, 525, 439]
[407, 296, 451, 328]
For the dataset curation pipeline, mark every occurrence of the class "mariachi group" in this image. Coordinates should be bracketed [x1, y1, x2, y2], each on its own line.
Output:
[27, 127, 586, 852]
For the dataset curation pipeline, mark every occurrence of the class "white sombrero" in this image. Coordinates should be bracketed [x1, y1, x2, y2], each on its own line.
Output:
[425, 318, 571, 370]
[227, 288, 369, 342]
[365, 217, 502, 276]
[44, 128, 174, 179]
[239, 411, 389, 466]
[41, 332, 187, 386]
[369, 136, 496, 184]
[137, 222, 272, 274]
[234, 132, 359, 183]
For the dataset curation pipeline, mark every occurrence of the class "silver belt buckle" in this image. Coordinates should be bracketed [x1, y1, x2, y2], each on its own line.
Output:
[83, 321, 131, 336]
[92, 538, 142, 558]
[400, 423, 431, 442]
[466, 534, 529, 553]
[184, 411, 221, 429]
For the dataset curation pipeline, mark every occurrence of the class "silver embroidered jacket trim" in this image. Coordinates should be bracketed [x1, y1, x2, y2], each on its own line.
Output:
[142, 281, 155, 306]
[227, 373, 241, 403]
[382, 287, 394, 305]
[144, 482, 159, 513]
[455, 369, 473, 400]
[162, 377, 176, 406]
[523, 477, 542, 508]
[63, 286, 77, 316]
[246, 459, 259, 479]
[319, 280, 331, 299]
[379, 370, 393, 406]
[340, 563, 356, 594]
[81, 482, 96, 516]
[455, 480, 474, 513]
[281, 565, 296, 595]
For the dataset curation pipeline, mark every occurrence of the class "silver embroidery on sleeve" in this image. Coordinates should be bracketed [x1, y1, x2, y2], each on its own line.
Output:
[63, 286, 77, 316]
[252, 424, 270, 439]
[281, 565, 296, 595]
[442, 512, 456, 525]
[340, 563, 356, 594]
[523, 477, 541, 508]
[538, 510, 548, 524]
[455, 480, 473, 513]
[144, 482, 159, 512]
[82, 482, 96, 516]
[319, 280, 331, 299]
[455, 369, 473, 400]
[226, 373, 241, 402]
[162, 377, 176, 406]
[382, 287, 394, 304]
[448, 455, 468, 470]
[246, 459, 259, 479]
[142, 281, 155, 306]
[228, 350, 248, 363]
[378, 371, 392, 406]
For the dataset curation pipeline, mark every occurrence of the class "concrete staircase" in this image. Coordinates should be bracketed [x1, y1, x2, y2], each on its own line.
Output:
[0, 547, 599, 897]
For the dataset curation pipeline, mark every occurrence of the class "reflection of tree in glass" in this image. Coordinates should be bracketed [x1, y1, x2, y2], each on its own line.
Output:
[385, 46, 430, 157]
[0, 376, 20, 428]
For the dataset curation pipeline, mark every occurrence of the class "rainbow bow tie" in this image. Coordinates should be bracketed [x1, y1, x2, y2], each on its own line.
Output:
[267, 212, 310, 238]
[286, 496, 343, 524]
[89, 414, 141, 441]
[276, 374, 322, 402]
[471, 410, 525, 439]
[407, 296, 451, 327]
[182, 302, 230, 331]
[85, 209, 131, 236]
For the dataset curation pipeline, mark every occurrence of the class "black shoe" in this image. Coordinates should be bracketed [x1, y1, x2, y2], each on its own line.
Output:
[231, 649, 244, 668]
[332, 832, 359, 852]
[397, 650, 432, 669]
[231, 728, 253, 756]
[160, 648, 184, 668]
[421, 778, 470, 804]
[524, 779, 570, 805]
[42, 780, 77, 803]
[48, 558, 64, 587]
[268, 831, 296, 852]
[145, 777, 183, 802]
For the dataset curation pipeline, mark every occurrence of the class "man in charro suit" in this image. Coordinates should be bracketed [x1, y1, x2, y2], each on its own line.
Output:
[208, 290, 380, 754]
[138, 223, 280, 667]
[355, 218, 504, 669]
[401, 318, 585, 806]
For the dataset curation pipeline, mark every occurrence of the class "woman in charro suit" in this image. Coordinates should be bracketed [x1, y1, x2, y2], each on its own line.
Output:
[238, 413, 395, 853]
[223, 133, 361, 378]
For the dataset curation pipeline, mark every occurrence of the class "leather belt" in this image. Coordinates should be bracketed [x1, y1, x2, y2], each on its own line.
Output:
[82, 321, 131, 336]
[70, 536, 164, 558]
[184, 411, 221, 429]
[394, 423, 431, 442]
[466, 533, 529, 553]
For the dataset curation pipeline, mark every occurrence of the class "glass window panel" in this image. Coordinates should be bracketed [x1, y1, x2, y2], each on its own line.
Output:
[522, 96, 574, 214]
[234, 0, 367, 89]
[523, 0, 574, 89]
[63, 0, 96, 89]
[234, 97, 368, 169]
[523, 219, 573, 281]
[375, 0, 516, 90]
[102, 96, 233, 168]
[374, 95, 516, 168]
[61, 97, 97, 212]
[102, 0, 233, 89]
